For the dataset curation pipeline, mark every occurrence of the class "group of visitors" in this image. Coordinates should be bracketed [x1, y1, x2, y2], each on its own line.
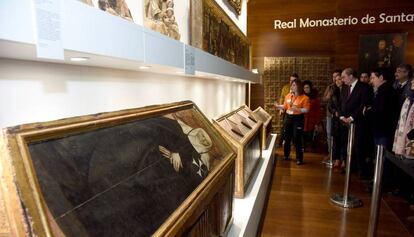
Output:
[275, 64, 414, 209]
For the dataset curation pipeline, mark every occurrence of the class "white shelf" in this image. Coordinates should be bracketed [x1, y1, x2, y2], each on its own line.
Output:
[228, 134, 277, 237]
[63, 0, 145, 62]
[0, 0, 259, 83]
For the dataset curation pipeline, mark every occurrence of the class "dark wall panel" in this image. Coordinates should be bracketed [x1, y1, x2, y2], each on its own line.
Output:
[248, 0, 414, 108]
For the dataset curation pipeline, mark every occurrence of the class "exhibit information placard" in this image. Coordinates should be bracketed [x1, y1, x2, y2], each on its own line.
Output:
[33, 0, 64, 60]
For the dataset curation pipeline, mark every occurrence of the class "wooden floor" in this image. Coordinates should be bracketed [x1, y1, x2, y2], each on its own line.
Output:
[258, 150, 412, 237]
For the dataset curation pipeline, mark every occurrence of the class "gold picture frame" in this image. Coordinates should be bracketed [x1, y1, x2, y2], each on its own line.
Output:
[252, 107, 273, 150]
[0, 101, 236, 236]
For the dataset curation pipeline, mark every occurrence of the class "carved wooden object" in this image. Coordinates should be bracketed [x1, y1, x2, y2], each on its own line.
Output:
[252, 107, 273, 150]
[213, 105, 262, 198]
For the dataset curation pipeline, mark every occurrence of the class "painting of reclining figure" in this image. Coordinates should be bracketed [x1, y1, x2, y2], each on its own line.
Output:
[0, 101, 235, 237]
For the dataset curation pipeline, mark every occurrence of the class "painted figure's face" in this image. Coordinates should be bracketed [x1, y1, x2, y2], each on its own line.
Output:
[378, 40, 386, 50]
[393, 35, 403, 47]
[196, 130, 210, 147]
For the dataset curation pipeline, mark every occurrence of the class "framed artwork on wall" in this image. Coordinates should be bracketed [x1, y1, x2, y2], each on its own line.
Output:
[190, 0, 250, 69]
[202, 0, 250, 69]
[359, 33, 407, 74]
[227, 0, 241, 15]
[0, 101, 235, 237]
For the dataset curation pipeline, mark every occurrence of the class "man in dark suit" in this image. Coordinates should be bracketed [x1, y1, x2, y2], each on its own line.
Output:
[339, 68, 373, 179]
[367, 68, 402, 194]
[393, 64, 413, 111]
[366, 68, 399, 149]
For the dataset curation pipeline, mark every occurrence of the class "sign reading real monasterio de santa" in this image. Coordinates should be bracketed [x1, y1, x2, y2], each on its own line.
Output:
[274, 12, 414, 30]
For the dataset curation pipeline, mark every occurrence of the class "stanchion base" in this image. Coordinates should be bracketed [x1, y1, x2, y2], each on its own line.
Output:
[325, 161, 334, 168]
[330, 193, 363, 208]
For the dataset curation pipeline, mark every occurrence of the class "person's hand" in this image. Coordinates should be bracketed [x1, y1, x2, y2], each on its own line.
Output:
[170, 153, 182, 172]
[159, 145, 183, 172]
[363, 106, 371, 116]
[335, 112, 339, 117]
[287, 107, 300, 114]
[340, 117, 352, 124]
[274, 102, 284, 110]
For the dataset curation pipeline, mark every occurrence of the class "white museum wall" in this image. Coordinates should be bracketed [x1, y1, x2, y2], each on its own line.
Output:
[214, 0, 247, 35]
[173, 0, 191, 45]
[89, 0, 190, 44]
[0, 59, 246, 128]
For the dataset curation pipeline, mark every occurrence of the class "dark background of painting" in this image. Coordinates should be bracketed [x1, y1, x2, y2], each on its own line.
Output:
[26, 108, 228, 237]
[359, 33, 407, 74]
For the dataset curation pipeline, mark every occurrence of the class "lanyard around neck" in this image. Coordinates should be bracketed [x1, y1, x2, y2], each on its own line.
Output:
[289, 93, 297, 106]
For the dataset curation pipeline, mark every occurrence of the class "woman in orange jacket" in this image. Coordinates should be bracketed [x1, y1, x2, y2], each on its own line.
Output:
[275, 80, 310, 165]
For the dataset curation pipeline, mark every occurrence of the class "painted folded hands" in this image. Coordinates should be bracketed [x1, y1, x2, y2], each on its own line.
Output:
[159, 145, 183, 172]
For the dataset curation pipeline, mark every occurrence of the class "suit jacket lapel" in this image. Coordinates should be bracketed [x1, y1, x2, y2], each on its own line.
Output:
[346, 81, 359, 102]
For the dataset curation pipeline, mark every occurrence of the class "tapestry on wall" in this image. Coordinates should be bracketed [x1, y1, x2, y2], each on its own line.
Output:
[263, 57, 330, 134]
[359, 33, 407, 74]
[202, 1, 250, 69]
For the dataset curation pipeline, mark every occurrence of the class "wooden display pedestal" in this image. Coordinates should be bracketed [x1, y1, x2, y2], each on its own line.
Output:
[213, 105, 263, 198]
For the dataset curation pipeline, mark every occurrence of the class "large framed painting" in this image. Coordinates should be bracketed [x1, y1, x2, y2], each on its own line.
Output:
[213, 105, 262, 198]
[359, 33, 407, 73]
[190, 0, 250, 69]
[0, 101, 235, 237]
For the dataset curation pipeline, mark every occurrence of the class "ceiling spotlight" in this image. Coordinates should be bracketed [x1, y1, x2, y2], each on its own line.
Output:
[70, 57, 89, 62]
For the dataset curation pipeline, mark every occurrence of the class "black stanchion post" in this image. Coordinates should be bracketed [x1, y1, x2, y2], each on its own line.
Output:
[326, 136, 334, 168]
[330, 123, 363, 208]
[322, 136, 334, 167]
[367, 145, 385, 237]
